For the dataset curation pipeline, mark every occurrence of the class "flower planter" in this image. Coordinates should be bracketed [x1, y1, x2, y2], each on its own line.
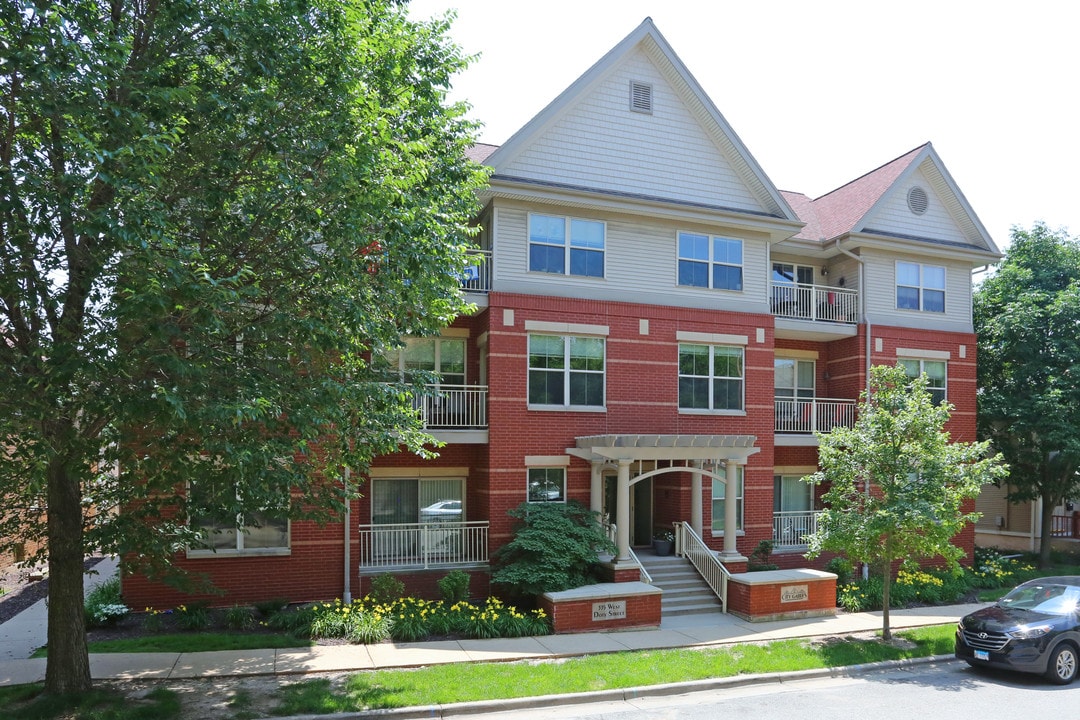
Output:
[652, 539, 673, 556]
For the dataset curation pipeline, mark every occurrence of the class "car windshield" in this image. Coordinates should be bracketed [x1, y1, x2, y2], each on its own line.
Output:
[999, 583, 1080, 615]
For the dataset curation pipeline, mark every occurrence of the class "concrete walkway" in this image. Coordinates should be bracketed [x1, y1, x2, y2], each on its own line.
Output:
[0, 561, 981, 688]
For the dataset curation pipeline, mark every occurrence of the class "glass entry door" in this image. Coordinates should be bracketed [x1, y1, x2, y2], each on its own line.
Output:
[603, 475, 652, 546]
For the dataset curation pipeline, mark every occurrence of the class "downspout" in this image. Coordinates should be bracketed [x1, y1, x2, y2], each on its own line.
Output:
[343, 466, 352, 604]
[835, 237, 871, 579]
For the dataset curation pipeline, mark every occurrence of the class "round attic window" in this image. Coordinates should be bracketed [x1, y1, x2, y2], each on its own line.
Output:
[907, 186, 929, 215]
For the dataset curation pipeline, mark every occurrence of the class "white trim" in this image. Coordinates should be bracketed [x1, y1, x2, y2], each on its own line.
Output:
[774, 465, 818, 475]
[676, 331, 748, 345]
[525, 320, 610, 336]
[896, 348, 951, 360]
[525, 455, 571, 467]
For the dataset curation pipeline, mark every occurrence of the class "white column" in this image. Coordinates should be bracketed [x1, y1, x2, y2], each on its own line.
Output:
[720, 458, 743, 560]
[691, 462, 703, 537]
[590, 461, 603, 515]
[616, 459, 631, 562]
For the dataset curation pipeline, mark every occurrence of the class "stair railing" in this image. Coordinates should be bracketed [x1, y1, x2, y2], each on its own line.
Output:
[604, 521, 651, 583]
[673, 521, 730, 613]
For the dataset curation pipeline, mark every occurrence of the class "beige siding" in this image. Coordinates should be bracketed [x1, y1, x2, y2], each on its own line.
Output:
[492, 202, 771, 313]
[861, 249, 973, 332]
[862, 167, 969, 245]
[502, 49, 766, 214]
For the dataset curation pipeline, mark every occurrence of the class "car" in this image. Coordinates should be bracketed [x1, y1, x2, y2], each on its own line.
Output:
[419, 499, 462, 520]
[955, 575, 1080, 684]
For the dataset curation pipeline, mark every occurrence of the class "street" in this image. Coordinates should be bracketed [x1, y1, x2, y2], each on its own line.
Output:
[448, 660, 1078, 720]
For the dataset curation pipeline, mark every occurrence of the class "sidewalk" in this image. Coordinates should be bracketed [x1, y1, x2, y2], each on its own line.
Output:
[0, 571, 981, 688]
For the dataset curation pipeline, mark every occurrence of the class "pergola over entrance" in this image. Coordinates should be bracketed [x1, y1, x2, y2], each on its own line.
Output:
[566, 434, 760, 565]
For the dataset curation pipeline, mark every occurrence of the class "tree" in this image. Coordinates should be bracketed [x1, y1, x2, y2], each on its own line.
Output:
[0, 0, 487, 694]
[805, 364, 1006, 639]
[975, 223, 1080, 568]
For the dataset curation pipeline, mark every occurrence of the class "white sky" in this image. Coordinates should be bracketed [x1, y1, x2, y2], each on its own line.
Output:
[407, 0, 1080, 252]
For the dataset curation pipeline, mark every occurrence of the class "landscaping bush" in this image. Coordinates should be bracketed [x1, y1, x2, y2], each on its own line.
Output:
[85, 577, 129, 628]
[253, 597, 290, 618]
[747, 540, 778, 571]
[492, 500, 616, 595]
[438, 570, 471, 603]
[176, 601, 212, 631]
[369, 573, 406, 604]
[825, 556, 854, 586]
[225, 604, 255, 631]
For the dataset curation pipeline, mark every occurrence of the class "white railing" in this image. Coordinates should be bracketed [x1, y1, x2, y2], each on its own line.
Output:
[461, 249, 491, 293]
[414, 385, 488, 429]
[774, 398, 856, 434]
[604, 521, 652, 583]
[358, 521, 489, 571]
[772, 510, 821, 548]
[771, 283, 857, 324]
[673, 521, 729, 613]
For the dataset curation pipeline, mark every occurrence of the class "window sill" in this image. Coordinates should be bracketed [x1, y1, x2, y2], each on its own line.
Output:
[710, 530, 746, 538]
[186, 548, 291, 559]
[528, 270, 607, 281]
[528, 404, 607, 413]
[679, 409, 746, 416]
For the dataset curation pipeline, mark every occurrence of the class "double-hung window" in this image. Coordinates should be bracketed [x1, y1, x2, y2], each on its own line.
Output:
[899, 358, 947, 405]
[528, 334, 605, 408]
[527, 468, 566, 503]
[896, 261, 945, 312]
[677, 232, 743, 291]
[679, 344, 744, 411]
[529, 214, 605, 278]
[711, 465, 744, 533]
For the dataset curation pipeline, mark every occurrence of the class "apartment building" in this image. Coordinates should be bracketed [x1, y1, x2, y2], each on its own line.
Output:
[123, 19, 1001, 609]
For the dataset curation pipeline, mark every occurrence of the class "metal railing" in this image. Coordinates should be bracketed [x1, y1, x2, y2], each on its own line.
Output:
[772, 510, 822, 547]
[1051, 514, 1077, 538]
[413, 385, 488, 429]
[771, 283, 857, 324]
[775, 398, 856, 434]
[461, 249, 491, 293]
[357, 521, 489, 571]
[673, 521, 729, 613]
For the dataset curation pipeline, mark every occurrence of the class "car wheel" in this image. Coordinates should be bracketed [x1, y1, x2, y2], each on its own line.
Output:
[1044, 644, 1078, 685]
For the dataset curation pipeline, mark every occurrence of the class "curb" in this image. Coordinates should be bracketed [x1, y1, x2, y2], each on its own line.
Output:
[278, 653, 958, 720]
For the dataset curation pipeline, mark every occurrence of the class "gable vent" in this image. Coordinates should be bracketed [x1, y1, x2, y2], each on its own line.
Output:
[907, 186, 929, 215]
[629, 81, 653, 114]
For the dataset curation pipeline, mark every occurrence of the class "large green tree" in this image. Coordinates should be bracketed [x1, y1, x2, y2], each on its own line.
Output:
[805, 364, 1006, 639]
[975, 222, 1080, 568]
[0, 0, 487, 694]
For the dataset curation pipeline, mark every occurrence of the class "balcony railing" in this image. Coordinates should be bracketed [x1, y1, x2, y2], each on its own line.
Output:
[1051, 514, 1078, 538]
[461, 249, 491, 294]
[771, 283, 857, 324]
[414, 384, 488, 429]
[772, 510, 821, 548]
[358, 521, 489, 571]
[775, 397, 856, 434]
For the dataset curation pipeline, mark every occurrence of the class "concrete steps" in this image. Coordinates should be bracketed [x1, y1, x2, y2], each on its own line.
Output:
[636, 550, 723, 617]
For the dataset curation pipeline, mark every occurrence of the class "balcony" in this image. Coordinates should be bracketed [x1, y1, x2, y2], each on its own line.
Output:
[775, 398, 856, 446]
[772, 510, 821, 549]
[461, 249, 491, 297]
[357, 521, 489, 572]
[771, 283, 858, 341]
[412, 384, 488, 444]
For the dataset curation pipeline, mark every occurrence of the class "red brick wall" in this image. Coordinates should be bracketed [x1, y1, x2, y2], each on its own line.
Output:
[539, 591, 661, 633]
[727, 573, 837, 620]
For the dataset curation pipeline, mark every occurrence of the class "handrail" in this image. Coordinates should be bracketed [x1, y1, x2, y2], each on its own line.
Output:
[770, 282, 857, 324]
[673, 521, 730, 613]
[604, 521, 651, 583]
[774, 397, 856, 434]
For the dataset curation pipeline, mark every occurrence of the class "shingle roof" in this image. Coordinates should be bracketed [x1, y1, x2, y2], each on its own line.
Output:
[466, 143, 499, 164]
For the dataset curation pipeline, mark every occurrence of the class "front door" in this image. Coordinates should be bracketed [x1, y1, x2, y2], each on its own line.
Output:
[603, 475, 652, 546]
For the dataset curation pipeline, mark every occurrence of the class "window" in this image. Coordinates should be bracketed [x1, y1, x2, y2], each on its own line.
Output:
[679, 344, 744, 411]
[678, 232, 743, 291]
[774, 358, 815, 400]
[528, 334, 605, 408]
[373, 477, 464, 525]
[711, 465, 744, 533]
[529, 214, 605, 278]
[527, 468, 566, 503]
[386, 337, 465, 386]
[189, 482, 290, 555]
[896, 261, 945, 312]
[774, 475, 813, 514]
[899, 358, 947, 405]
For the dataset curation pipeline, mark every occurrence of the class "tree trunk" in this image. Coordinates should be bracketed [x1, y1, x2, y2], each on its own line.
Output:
[1038, 491, 1057, 569]
[881, 560, 892, 641]
[43, 458, 92, 695]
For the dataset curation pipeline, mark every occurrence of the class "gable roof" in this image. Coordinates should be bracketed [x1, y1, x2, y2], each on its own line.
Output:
[482, 18, 799, 224]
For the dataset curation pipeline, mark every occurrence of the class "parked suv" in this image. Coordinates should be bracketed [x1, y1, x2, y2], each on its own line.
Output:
[956, 576, 1080, 684]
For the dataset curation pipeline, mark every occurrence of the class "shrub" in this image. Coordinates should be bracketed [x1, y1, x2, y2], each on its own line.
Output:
[438, 570, 471, 603]
[176, 601, 212, 631]
[748, 540, 778, 571]
[253, 597, 290, 618]
[369, 573, 405, 605]
[825, 556, 854, 586]
[492, 500, 616, 595]
[345, 611, 391, 644]
[85, 577, 129, 628]
[225, 604, 255, 631]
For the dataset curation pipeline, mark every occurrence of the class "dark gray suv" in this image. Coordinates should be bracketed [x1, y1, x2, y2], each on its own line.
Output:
[956, 576, 1080, 684]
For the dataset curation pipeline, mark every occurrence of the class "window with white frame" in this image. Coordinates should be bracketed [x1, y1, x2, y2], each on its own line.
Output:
[899, 358, 947, 405]
[896, 261, 945, 312]
[529, 214, 605, 278]
[711, 465, 744, 533]
[679, 344, 744, 411]
[189, 481, 290, 555]
[528, 334, 605, 408]
[527, 467, 566, 503]
[677, 232, 743, 291]
[385, 337, 466, 386]
[774, 358, 815, 400]
[372, 477, 465, 525]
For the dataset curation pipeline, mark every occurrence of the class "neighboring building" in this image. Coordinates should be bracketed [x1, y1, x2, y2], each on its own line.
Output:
[123, 19, 1001, 609]
[975, 483, 1079, 552]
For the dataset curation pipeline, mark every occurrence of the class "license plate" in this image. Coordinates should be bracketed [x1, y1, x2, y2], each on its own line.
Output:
[974, 650, 989, 661]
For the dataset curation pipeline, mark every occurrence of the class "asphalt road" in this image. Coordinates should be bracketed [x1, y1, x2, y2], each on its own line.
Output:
[444, 659, 1078, 720]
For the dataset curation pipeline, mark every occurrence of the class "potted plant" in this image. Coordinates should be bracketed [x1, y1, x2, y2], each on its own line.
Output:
[652, 529, 675, 556]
